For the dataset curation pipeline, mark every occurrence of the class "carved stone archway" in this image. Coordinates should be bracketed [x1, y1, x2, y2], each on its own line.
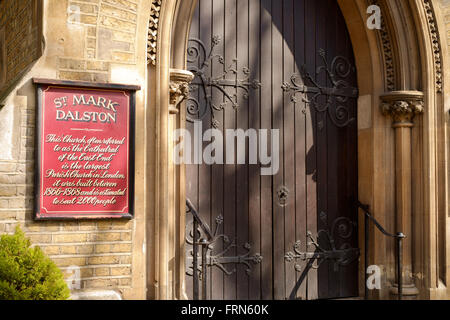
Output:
[145, 0, 447, 300]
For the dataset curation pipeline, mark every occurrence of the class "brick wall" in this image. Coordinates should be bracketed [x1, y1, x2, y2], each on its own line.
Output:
[59, 0, 139, 82]
[0, 0, 144, 296]
[0, 0, 42, 95]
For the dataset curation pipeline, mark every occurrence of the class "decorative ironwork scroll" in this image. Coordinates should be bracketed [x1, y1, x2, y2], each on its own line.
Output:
[186, 35, 261, 128]
[186, 204, 262, 279]
[282, 48, 358, 128]
[284, 212, 359, 272]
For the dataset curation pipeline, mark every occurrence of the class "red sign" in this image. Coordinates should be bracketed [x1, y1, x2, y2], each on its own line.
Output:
[34, 80, 137, 219]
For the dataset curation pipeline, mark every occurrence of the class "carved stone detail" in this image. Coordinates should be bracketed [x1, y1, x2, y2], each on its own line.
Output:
[381, 91, 424, 124]
[372, 0, 395, 91]
[423, 0, 442, 93]
[148, 0, 162, 66]
[169, 69, 195, 114]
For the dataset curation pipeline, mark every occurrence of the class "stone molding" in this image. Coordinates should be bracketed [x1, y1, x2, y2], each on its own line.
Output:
[380, 91, 424, 124]
[148, 0, 162, 66]
[372, 0, 396, 91]
[423, 0, 442, 93]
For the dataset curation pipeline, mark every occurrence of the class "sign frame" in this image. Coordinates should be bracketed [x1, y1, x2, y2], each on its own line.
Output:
[33, 78, 139, 220]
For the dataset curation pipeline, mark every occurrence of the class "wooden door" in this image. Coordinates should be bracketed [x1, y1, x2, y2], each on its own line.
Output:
[185, 0, 359, 300]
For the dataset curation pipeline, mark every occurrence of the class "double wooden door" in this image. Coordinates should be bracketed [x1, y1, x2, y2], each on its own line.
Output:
[185, 0, 359, 300]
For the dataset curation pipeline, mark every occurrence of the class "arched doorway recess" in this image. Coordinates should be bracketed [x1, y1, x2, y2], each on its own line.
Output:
[145, 0, 447, 300]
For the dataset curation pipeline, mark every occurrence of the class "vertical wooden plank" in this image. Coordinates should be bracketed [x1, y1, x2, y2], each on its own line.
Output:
[223, 0, 237, 300]
[336, 0, 359, 298]
[304, 0, 318, 300]
[211, 0, 225, 300]
[185, 3, 201, 300]
[293, 0, 307, 301]
[321, 0, 339, 299]
[282, 0, 296, 301]
[198, 0, 213, 300]
[248, 0, 262, 300]
[236, 0, 250, 300]
[315, 0, 329, 300]
[260, 0, 273, 300]
[272, 0, 285, 301]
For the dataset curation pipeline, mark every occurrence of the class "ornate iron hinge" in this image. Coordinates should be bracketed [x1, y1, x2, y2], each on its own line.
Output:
[285, 213, 360, 272]
[186, 203, 262, 278]
[186, 35, 261, 128]
[282, 48, 358, 128]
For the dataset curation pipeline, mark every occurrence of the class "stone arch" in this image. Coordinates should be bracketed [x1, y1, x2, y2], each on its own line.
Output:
[146, 0, 446, 299]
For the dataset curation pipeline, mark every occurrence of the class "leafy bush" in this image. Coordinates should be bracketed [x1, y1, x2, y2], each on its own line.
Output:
[0, 226, 70, 300]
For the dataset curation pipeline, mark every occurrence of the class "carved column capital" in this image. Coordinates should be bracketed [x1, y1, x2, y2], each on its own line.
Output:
[380, 91, 424, 125]
[169, 68, 195, 114]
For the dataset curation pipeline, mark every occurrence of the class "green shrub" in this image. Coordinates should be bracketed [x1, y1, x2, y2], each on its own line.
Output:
[0, 226, 70, 300]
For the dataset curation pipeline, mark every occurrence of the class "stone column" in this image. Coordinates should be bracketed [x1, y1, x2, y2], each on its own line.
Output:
[381, 91, 423, 298]
[168, 68, 194, 299]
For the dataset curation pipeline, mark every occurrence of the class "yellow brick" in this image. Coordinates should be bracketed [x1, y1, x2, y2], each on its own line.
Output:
[86, 61, 109, 71]
[88, 255, 120, 265]
[60, 222, 79, 231]
[25, 222, 60, 232]
[95, 267, 110, 276]
[78, 3, 98, 14]
[60, 246, 77, 255]
[0, 163, 16, 172]
[111, 220, 132, 230]
[79, 222, 96, 231]
[84, 278, 119, 288]
[112, 30, 134, 43]
[95, 244, 111, 253]
[77, 245, 94, 254]
[120, 232, 132, 241]
[9, 197, 28, 209]
[89, 232, 121, 242]
[87, 37, 96, 49]
[59, 58, 86, 70]
[52, 257, 86, 267]
[63, 267, 93, 279]
[41, 246, 60, 255]
[110, 266, 131, 276]
[120, 255, 131, 264]
[28, 234, 52, 244]
[99, 15, 135, 32]
[100, 4, 137, 21]
[79, 14, 98, 25]
[119, 278, 131, 286]
[111, 51, 134, 62]
[59, 71, 92, 82]
[111, 243, 131, 253]
[0, 186, 16, 196]
[87, 26, 97, 37]
[81, 268, 94, 278]
[53, 233, 87, 243]
[97, 221, 112, 230]
[102, 0, 137, 12]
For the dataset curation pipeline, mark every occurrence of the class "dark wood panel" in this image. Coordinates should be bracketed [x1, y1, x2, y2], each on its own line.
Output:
[210, 0, 225, 301]
[305, 0, 318, 300]
[260, 0, 274, 301]
[186, 0, 359, 301]
[248, 0, 262, 301]
[293, 0, 307, 301]
[283, 0, 297, 301]
[223, 0, 237, 301]
[236, 0, 250, 300]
